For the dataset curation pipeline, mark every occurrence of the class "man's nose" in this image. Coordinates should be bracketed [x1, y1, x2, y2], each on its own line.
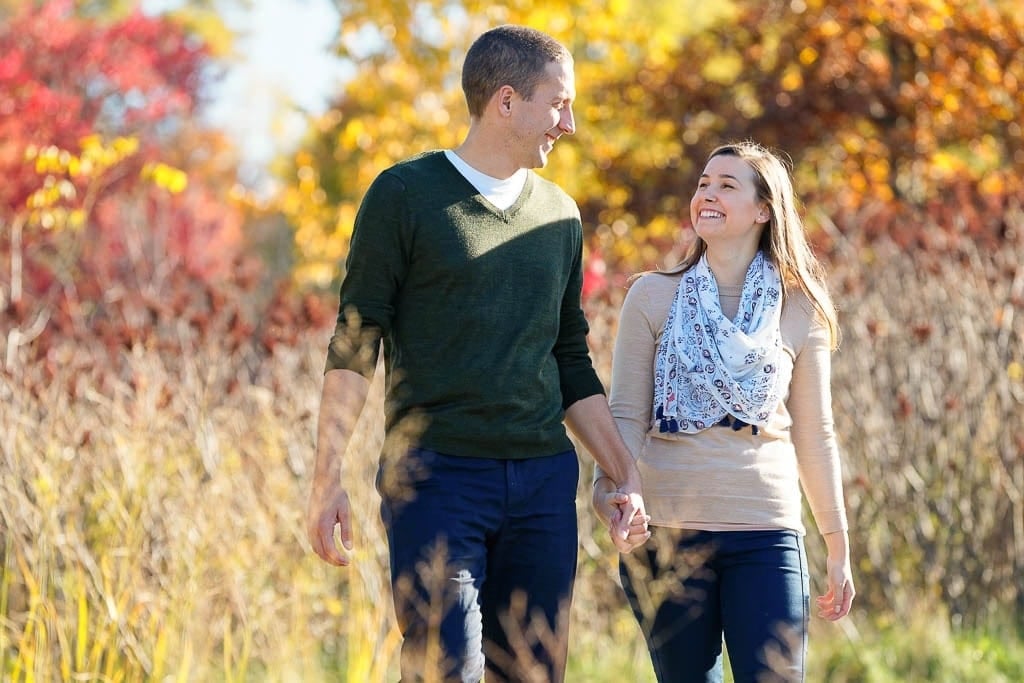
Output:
[559, 106, 575, 135]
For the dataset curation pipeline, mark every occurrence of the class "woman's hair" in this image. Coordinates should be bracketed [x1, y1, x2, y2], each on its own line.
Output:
[461, 25, 571, 119]
[667, 141, 840, 348]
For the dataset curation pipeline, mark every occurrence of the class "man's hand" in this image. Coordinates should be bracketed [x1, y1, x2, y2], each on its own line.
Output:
[592, 477, 650, 553]
[307, 486, 354, 566]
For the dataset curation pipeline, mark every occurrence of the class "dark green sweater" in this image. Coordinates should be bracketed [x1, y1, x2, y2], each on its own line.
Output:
[325, 151, 604, 459]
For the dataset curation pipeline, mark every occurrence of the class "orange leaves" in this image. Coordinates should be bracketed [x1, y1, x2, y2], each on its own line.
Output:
[274, 0, 1023, 288]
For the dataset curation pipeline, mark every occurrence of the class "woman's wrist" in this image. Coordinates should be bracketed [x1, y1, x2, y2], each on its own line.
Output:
[822, 529, 850, 559]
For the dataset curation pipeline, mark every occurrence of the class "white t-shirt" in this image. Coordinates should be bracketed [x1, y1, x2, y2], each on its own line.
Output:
[444, 150, 527, 211]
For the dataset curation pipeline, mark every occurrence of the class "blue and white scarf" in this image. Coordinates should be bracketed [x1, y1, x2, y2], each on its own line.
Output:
[653, 251, 784, 434]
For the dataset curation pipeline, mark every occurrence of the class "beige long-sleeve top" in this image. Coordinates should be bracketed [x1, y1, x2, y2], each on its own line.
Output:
[600, 271, 848, 536]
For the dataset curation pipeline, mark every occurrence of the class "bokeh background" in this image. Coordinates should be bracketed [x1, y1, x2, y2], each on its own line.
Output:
[2, 0, 1022, 680]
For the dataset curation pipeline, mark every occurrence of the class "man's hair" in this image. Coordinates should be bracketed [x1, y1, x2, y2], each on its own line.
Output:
[461, 25, 570, 118]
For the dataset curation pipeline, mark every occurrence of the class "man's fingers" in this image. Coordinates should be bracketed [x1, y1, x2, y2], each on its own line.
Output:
[311, 518, 350, 567]
[337, 513, 354, 551]
[615, 501, 638, 539]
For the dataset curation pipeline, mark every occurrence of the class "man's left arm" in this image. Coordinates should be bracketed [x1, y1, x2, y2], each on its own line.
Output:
[564, 395, 650, 552]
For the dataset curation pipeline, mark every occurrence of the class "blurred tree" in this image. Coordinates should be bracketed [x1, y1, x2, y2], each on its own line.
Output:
[279, 0, 1022, 289]
[276, 0, 716, 288]
[587, 0, 1023, 257]
[0, 0, 246, 367]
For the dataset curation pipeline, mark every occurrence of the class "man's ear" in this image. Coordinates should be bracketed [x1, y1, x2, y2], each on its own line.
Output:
[496, 85, 515, 116]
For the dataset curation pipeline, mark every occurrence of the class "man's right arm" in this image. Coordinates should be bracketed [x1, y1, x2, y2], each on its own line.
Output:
[306, 368, 371, 567]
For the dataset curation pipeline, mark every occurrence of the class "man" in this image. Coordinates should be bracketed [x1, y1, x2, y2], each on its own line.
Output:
[306, 24, 647, 682]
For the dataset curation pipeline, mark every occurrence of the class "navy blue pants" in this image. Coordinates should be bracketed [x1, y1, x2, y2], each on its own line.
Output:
[378, 448, 579, 682]
[620, 528, 809, 683]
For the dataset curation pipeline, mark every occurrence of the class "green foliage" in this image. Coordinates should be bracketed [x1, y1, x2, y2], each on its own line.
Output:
[813, 613, 1024, 682]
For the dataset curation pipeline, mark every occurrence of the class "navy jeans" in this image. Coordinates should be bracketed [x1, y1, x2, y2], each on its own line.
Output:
[378, 447, 579, 682]
[620, 528, 809, 683]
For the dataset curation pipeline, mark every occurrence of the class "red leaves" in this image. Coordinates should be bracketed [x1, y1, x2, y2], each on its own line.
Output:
[0, 2, 209, 213]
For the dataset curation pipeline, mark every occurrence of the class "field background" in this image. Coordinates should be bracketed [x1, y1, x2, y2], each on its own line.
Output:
[3, 1, 1023, 681]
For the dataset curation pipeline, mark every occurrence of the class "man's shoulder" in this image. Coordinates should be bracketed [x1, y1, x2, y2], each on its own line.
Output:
[387, 148, 444, 168]
[526, 172, 580, 221]
[528, 171, 572, 199]
[386, 150, 448, 176]
[363, 151, 454, 200]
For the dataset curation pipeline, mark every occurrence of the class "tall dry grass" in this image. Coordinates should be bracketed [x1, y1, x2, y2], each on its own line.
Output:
[2, 208, 1022, 681]
[822, 213, 1024, 628]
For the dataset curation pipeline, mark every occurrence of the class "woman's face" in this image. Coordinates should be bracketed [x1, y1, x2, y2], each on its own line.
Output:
[689, 153, 769, 249]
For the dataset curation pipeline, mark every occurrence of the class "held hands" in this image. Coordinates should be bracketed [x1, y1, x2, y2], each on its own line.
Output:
[592, 477, 650, 553]
[306, 486, 354, 566]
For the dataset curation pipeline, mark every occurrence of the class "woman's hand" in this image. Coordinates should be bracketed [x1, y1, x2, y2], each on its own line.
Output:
[816, 531, 855, 620]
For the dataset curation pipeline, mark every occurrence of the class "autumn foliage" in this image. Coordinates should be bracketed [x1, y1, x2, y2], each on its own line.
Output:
[1, 2, 1023, 679]
[0, 1, 286, 376]
[276, 0, 1022, 292]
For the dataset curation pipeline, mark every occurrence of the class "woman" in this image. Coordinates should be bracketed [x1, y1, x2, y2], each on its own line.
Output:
[594, 141, 855, 682]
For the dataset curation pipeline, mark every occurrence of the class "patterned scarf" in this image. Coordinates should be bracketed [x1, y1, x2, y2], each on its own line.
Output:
[653, 251, 784, 434]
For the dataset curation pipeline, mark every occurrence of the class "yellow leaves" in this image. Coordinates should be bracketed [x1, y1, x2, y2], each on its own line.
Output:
[166, 6, 235, 58]
[1008, 361, 1023, 383]
[701, 52, 743, 86]
[780, 65, 804, 92]
[339, 119, 371, 151]
[645, 214, 679, 242]
[30, 145, 72, 175]
[80, 134, 139, 175]
[141, 162, 189, 194]
[799, 46, 819, 66]
[978, 173, 1005, 196]
[942, 92, 960, 113]
[26, 135, 139, 180]
[819, 18, 842, 37]
[21, 135, 187, 233]
[866, 157, 891, 185]
[931, 150, 966, 181]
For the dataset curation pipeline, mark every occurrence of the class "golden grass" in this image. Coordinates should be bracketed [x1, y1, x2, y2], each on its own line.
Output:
[2, 214, 1022, 681]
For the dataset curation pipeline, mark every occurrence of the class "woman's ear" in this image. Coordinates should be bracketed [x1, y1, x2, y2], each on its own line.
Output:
[756, 204, 770, 223]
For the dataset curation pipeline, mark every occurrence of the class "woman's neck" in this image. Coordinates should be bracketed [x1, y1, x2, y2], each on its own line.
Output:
[705, 246, 759, 286]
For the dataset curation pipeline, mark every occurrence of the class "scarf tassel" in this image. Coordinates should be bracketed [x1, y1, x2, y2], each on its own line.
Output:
[717, 414, 760, 435]
[655, 406, 680, 433]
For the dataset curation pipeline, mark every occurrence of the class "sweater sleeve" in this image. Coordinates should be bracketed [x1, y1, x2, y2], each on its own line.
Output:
[324, 171, 410, 377]
[554, 217, 606, 408]
[595, 276, 658, 482]
[788, 312, 848, 535]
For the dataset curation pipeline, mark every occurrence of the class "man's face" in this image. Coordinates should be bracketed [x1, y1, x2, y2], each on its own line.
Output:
[507, 59, 576, 169]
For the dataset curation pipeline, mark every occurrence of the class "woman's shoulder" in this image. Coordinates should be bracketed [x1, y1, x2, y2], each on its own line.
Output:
[625, 270, 682, 306]
[781, 285, 827, 348]
[630, 269, 683, 291]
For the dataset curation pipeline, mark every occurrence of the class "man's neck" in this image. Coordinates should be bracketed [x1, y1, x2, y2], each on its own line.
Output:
[454, 127, 520, 179]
